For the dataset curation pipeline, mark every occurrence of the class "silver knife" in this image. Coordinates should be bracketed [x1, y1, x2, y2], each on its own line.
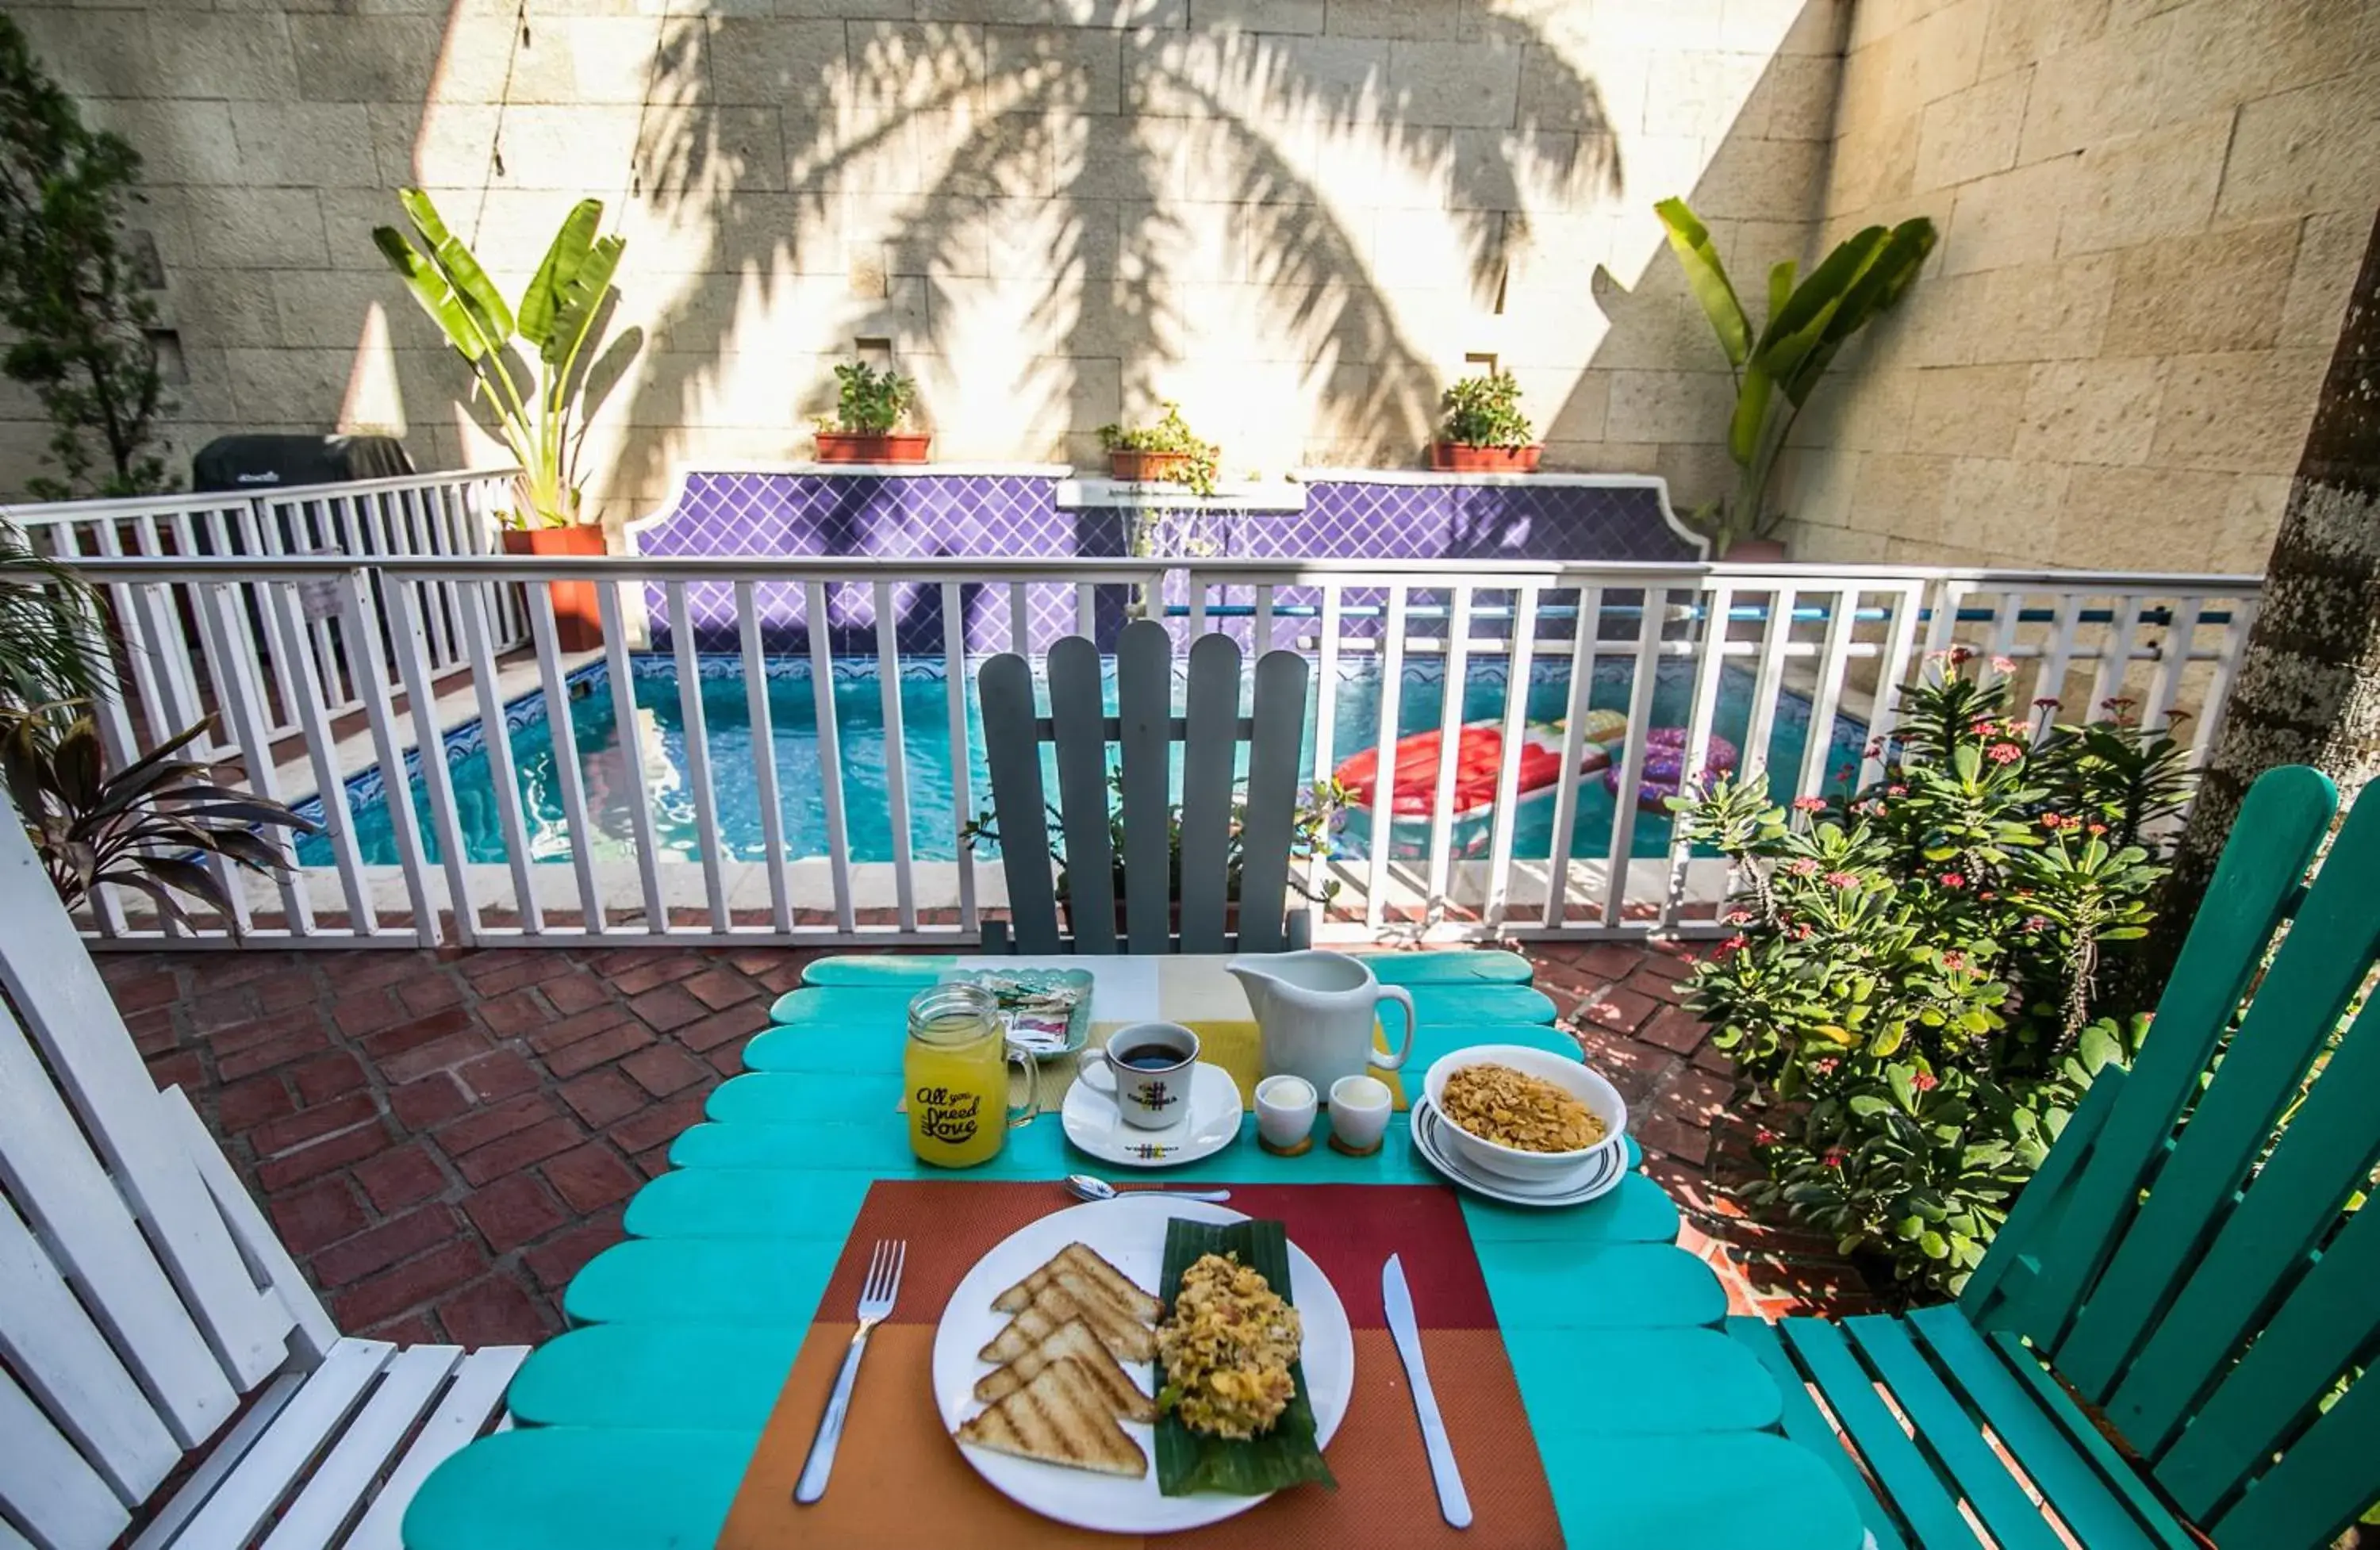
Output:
[1383, 1253, 1473, 1529]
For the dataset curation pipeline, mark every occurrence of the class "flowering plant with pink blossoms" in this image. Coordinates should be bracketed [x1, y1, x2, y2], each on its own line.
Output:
[1664, 652, 2192, 1297]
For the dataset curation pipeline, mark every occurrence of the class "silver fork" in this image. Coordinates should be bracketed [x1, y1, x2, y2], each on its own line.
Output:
[793, 1238, 906, 1504]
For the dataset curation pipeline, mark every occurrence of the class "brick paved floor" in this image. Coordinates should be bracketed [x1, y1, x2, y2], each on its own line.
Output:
[97, 939, 1873, 1349]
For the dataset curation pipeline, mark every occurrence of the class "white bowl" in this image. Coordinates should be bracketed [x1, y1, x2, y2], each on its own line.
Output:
[1422, 1044, 1628, 1184]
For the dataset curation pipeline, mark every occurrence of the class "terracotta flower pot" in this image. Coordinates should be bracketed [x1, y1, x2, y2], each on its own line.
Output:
[1430, 441, 1542, 473]
[1107, 449, 1201, 484]
[814, 431, 931, 463]
[501, 523, 607, 650]
[1719, 536, 1791, 563]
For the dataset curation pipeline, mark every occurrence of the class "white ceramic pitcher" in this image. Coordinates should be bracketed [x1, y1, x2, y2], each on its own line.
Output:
[1226, 951, 1418, 1097]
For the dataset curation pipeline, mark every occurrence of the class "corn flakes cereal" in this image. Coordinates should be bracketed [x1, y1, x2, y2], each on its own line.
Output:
[1439, 1063, 1606, 1153]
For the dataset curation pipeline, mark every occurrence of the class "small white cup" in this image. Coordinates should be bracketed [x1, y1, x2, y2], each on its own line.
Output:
[1081, 1022, 1201, 1130]
[1328, 1074, 1393, 1155]
[1254, 1074, 1319, 1153]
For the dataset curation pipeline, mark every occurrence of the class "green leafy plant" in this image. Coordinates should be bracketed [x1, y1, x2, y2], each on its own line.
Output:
[3, 710, 317, 929]
[374, 189, 628, 528]
[1438, 368, 1534, 449]
[1656, 197, 1937, 555]
[818, 360, 916, 435]
[1668, 651, 2190, 1298]
[0, 520, 108, 717]
[0, 16, 175, 500]
[1097, 401, 1219, 497]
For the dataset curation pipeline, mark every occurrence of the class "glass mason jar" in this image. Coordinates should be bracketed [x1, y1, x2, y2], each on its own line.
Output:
[904, 984, 1038, 1168]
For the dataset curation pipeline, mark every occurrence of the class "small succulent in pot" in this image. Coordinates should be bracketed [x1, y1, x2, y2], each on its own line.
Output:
[1097, 401, 1219, 497]
[814, 361, 928, 462]
[1432, 370, 1539, 472]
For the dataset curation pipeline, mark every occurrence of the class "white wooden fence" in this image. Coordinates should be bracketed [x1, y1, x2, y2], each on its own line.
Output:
[28, 543, 2262, 951]
[3, 470, 519, 762]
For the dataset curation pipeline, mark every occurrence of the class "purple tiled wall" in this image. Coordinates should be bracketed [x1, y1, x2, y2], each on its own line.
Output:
[633, 469, 1696, 654]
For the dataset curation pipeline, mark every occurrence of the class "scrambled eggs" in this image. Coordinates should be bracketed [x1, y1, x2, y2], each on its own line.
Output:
[1155, 1253, 1302, 1440]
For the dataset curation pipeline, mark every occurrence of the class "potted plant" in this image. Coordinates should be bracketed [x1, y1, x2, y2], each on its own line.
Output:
[1430, 369, 1540, 472]
[1097, 402, 1219, 497]
[375, 189, 629, 649]
[1657, 196, 1936, 558]
[813, 361, 928, 462]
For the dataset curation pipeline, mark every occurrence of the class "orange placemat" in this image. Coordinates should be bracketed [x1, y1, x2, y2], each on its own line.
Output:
[717, 1181, 1560, 1549]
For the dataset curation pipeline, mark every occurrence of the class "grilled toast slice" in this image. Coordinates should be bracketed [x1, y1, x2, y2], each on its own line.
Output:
[981, 1280, 1157, 1365]
[975, 1317, 1157, 1423]
[954, 1358, 1148, 1477]
[992, 1242, 1161, 1325]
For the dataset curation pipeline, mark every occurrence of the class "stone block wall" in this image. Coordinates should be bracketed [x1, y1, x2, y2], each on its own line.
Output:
[0, 0, 1846, 521]
[1780, 0, 2380, 572]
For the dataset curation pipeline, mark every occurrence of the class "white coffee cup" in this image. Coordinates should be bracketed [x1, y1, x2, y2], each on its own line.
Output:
[1255, 1074, 1319, 1151]
[1328, 1074, 1393, 1153]
[1081, 1022, 1201, 1130]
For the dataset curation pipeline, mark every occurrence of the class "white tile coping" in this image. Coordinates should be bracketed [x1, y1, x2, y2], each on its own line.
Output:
[1052, 478, 1308, 512]
[1292, 467, 1673, 490]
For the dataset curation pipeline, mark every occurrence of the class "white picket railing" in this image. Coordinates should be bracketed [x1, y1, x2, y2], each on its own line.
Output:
[32, 547, 2261, 950]
[3, 470, 520, 761]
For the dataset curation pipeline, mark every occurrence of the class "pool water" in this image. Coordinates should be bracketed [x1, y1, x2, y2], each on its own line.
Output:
[298, 656, 1871, 870]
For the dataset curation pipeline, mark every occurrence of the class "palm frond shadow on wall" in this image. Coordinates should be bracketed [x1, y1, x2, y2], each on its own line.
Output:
[611, 0, 1619, 505]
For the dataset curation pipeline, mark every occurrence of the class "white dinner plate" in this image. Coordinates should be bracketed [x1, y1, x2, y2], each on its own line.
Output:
[1410, 1099, 1628, 1208]
[933, 1196, 1353, 1534]
[1061, 1060, 1242, 1168]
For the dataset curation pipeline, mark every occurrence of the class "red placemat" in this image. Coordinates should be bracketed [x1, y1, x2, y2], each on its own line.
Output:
[717, 1180, 1562, 1548]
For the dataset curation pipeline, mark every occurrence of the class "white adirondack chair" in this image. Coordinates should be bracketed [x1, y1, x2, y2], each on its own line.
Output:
[0, 806, 526, 1550]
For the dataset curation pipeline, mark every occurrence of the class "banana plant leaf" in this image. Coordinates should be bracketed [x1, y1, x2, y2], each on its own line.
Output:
[1727, 226, 1892, 462]
[374, 228, 497, 363]
[518, 198, 605, 351]
[540, 231, 626, 377]
[1778, 219, 1938, 407]
[397, 188, 514, 345]
[1655, 197, 1750, 371]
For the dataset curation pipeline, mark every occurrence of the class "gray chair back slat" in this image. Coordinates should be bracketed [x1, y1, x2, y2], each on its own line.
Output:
[976, 619, 1310, 954]
[1117, 623, 1173, 954]
[1175, 634, 1242, 953]
[1046, 636, 1117, 954]
[1230, 650, 1312, 953]
[978, 650, 1061, 952]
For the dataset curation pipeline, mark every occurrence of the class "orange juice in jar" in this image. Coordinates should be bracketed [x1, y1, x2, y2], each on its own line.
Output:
[905, 984, 1038, 1168]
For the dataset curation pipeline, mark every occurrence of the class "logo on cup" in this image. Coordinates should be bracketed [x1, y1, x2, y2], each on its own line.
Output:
[1094, 1022, 1201, 1130]
[914, 1084, 982, 1145]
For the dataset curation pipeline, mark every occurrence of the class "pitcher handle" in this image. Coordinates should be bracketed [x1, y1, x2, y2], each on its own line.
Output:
[1005, 1044, 1042, 1130]
[1371, 986, 1419, 1072]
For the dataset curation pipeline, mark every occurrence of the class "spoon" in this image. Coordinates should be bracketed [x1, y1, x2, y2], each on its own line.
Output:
[1065, 1172, 1230, 1204]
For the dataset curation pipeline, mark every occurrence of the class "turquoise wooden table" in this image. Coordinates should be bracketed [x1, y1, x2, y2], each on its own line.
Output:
[402, 951, 1866, 1549]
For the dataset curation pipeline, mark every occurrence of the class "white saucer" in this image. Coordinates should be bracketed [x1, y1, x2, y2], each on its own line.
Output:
[1410, 1098, 1627, 1207]
[1060, 1060, 1242, 1168]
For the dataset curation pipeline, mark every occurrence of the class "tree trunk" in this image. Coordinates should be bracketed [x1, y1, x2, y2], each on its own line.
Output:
[2136, 207, 2380, 989]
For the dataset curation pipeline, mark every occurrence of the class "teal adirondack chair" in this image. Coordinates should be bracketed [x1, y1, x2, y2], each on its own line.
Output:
[977, 618, 1313, 954]
[1731, 764, 2380, 1548]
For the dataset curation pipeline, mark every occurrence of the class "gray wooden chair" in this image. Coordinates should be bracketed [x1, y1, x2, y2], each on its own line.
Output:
[977, 618, 1312, 954]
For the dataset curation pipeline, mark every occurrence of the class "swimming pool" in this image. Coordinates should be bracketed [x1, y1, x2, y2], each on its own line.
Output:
[297, 655, 1871, 869]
